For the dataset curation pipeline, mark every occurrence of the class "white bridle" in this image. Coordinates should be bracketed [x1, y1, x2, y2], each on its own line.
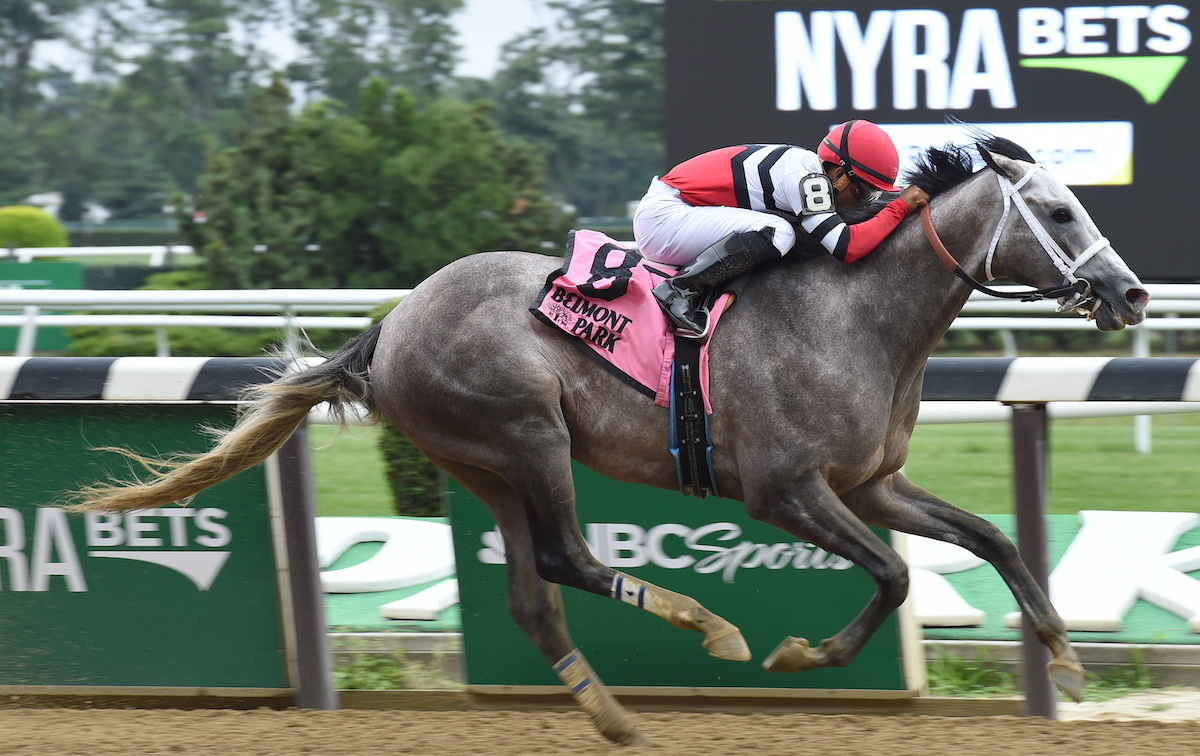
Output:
[982, 163, 1108, 315]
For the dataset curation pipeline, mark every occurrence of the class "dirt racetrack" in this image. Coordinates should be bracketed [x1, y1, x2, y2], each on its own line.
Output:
[3, 706, 1199, 756]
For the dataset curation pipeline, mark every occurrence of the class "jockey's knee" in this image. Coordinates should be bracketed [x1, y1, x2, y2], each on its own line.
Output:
[762, 221, 796, 256]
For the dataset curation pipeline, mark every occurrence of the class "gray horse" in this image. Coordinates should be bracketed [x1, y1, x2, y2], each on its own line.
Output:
[75, 135, 1149, 745]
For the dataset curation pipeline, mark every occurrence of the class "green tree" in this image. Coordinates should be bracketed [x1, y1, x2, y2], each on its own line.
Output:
[182, 76, 572, 289]
[0, 0, 83, 116]
[0, 115, 46, 203]
[486, 0, 664, 217]
[131, 0, 275, 122]
[14, 0, 271, 222]
[286, 0, 463, 110]
[10, 0, 665, 228]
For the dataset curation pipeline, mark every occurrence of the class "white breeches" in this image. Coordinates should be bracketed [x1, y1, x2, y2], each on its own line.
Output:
[632, 179, 796, 266]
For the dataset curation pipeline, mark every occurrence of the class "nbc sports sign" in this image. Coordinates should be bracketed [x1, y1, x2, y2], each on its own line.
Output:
[664, 1, 1199, 280]
[449, 463, 921, 693]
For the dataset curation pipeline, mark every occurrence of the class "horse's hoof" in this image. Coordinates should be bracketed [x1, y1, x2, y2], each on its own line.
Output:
[616, 728, 650, 747]
[704, 627, 751, 662]
[1049, 657, 1085, 703]
[762, 636, 821, 673]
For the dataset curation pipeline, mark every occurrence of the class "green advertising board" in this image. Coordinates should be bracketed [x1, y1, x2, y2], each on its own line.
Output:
[0, 262, 83, 352]
[0, 403, 291, 692]
[450, 463, 921, 696]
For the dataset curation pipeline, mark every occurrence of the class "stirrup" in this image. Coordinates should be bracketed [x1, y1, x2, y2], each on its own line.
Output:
[678, 318, 712, 341]
[665, 301, 713, 341]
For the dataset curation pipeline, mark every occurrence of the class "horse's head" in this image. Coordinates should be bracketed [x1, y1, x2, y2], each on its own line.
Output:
[979, 146, 1150, 331]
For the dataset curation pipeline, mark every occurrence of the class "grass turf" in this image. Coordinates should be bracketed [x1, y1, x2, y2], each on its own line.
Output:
[308, 424, 394, 517]
[904, 414, 1200, 515]
[309, 415, 1200, 518]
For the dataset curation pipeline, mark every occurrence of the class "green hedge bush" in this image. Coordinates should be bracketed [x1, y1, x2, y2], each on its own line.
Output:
[0, 205, 69, 248]
[378, 425, 445, 517]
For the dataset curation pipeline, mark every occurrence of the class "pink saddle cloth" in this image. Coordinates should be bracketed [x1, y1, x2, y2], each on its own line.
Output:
[530, 229, 733, 413]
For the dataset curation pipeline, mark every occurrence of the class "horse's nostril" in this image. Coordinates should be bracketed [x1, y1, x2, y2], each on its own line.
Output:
[1126, 288, 1151, 314]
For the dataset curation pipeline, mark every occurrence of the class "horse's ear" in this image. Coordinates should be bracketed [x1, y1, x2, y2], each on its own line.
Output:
[977, 144, 1012, 178]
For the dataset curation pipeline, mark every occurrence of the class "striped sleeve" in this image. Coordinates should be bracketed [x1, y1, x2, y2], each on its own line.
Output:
[798, 211, 850, 260]
[798, 197, 912, 263]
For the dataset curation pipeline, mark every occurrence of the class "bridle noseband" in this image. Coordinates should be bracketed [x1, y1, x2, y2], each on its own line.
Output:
[920, 155, 1105, 317]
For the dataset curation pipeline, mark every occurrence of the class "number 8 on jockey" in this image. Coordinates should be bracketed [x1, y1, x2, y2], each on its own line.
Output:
[633, 120, 931, 339]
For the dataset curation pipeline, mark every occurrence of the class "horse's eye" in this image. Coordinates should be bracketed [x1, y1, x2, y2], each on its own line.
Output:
[1052, 208, 1071, 224]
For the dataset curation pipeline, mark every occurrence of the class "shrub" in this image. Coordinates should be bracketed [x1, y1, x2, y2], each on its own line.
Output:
[141, 269, 212, 290]
[66, 268, 357, 357]
[379, 425, 445, 517]
[67, 323, 283, 358]
[67, 268, 282, 357]
[0, 205, 69, 248]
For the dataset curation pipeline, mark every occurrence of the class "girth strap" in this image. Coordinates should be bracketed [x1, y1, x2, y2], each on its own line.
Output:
[669, 336, 719, 499]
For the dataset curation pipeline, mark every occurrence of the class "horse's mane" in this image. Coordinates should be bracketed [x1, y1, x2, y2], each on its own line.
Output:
[903, 125, 1036, 199]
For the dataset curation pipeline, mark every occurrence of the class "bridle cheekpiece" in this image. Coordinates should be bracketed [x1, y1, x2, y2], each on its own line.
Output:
[920, 146, 1105, 318]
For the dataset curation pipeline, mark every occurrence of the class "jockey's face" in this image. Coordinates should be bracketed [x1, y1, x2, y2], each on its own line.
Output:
[827, 165, 881, 209]
[827, 166, 859, 209]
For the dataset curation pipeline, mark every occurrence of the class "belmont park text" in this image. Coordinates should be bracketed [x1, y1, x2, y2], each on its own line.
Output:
[547, 285, 634, 353]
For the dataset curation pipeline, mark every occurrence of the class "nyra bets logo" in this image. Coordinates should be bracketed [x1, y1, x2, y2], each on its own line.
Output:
[0, 507, 232, 592]
[774, 4, 1191, 187]
[775, 5, 1191, 110]
[1019, 6, 1189, 105]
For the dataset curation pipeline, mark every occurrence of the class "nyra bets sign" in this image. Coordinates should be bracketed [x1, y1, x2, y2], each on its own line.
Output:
[664, 1, 1199, 280]
[0, 404, 290, 690]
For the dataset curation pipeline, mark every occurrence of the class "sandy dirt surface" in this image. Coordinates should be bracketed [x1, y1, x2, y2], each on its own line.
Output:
[1059, 687, 1200, 723]
[3, 693, 1200, 756]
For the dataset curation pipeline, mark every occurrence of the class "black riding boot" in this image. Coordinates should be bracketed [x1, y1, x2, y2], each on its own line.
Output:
[652, 230, 781, 338]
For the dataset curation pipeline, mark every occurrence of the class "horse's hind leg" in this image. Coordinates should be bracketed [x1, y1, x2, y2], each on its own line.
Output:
[499, 445, 751, 663]
[433, 458, 646, 746]
[845, 473, 1084, 702]
[745, 474, 911, 673]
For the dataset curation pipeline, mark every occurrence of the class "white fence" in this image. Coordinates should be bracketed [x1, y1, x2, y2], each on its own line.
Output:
[3, 284, 1198, 455]
[4, 283, 1198, 358]
[0, 289, 410, 357]
[2, 244, 196, 266]
[955, 283, 1200, 358]
[1, 243, 315, 266]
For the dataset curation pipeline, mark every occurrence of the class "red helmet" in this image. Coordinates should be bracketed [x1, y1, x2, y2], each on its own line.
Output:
[817, 120, 901, 193]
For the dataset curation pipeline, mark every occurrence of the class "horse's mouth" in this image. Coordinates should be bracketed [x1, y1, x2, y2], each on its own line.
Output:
[1092, 302, 1126, 331]
[1091, 288, 1150, 332]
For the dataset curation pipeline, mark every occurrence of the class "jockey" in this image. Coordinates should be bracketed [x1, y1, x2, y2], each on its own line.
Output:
[634, 119, 930, 338]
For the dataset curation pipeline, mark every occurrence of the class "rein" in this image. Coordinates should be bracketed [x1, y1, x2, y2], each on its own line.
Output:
[919, 204, 1083, 302]
[919, 159, 1104, 315]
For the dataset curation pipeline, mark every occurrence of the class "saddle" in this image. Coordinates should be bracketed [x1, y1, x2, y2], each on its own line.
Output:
[531, 230, 747, 498]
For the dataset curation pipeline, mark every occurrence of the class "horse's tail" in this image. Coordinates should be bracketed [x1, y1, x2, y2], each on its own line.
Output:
[70, 324, 384, 513]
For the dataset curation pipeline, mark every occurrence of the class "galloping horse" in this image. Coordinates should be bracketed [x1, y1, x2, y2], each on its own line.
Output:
[75, 134, 1149, 745]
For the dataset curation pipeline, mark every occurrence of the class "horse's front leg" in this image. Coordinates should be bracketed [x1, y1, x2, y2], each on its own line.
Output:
[844, 473, 1084, 702]
[745, 473, 911, 673]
